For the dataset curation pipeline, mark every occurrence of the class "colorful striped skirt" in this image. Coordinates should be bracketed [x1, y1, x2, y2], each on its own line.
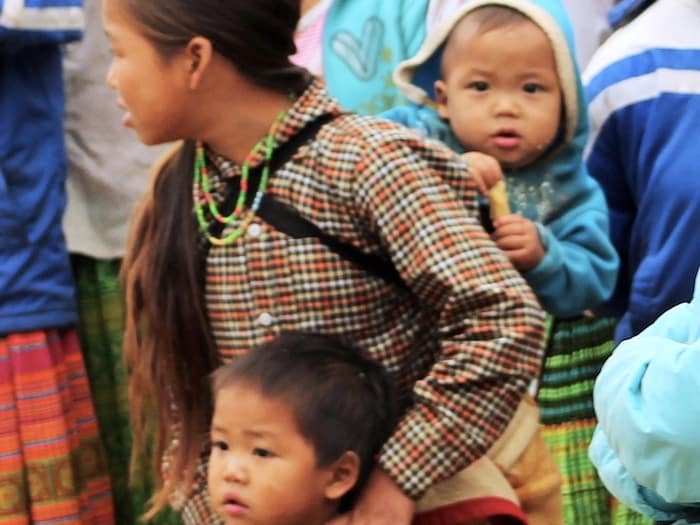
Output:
[0, 328, 114, 524]
[537, 315, 652, 525]
[71, 255, 182, 524]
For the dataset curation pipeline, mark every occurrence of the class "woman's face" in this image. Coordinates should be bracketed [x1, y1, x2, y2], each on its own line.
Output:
[102, 0, 192, 145]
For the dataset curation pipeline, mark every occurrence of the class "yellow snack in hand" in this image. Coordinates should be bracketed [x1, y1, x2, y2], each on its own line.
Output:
[489, 180, 510, 219]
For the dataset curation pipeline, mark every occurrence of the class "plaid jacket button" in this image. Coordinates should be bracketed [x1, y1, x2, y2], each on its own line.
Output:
[247, 223, 262, 237]
[256, 312, 275, 327]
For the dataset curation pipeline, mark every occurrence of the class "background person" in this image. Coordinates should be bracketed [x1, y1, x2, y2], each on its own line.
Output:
[0, 1, 114, 522]
[62, 0, 174, 521]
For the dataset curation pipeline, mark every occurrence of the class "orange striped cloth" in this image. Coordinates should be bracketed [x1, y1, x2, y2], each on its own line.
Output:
[0, 329, 114, 524]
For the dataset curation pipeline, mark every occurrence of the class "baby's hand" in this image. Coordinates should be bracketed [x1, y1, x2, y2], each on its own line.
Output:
[491, 215, 545, 272]
[462, 151, 503, 195]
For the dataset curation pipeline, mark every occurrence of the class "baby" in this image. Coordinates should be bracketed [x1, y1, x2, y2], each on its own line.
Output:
[383, 1, 620, 521]
[387, 0, 617, 316]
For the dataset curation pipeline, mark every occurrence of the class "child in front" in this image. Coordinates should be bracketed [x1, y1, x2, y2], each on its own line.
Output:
[207, 332, 397, 525]
[385, 1, 619, 522]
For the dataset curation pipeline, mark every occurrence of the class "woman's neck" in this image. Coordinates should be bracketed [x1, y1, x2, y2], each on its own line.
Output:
[199, 88, 292, 165]
[192, 57, 296, 164]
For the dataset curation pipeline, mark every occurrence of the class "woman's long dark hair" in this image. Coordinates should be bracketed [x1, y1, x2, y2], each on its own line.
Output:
[120, 0, 309, 515]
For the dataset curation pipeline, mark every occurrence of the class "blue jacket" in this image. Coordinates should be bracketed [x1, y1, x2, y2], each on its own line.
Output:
[0, 1, 82, 334]
[607, 0, 656, 28]
[590, 266, 700, 523]
[382, 0, 618, 318]
[583, 0, 700, 343]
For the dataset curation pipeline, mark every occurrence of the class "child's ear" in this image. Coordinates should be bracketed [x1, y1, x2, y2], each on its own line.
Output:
[434, 80, 450, 119]
[324, 451, 360, 501]
[184, 36, 214, 90]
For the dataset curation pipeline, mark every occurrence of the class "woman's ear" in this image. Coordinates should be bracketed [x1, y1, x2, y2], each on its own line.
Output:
[434, 80, 450, 119]
[324, 451, 360, 501]
[184, 36, 214, 90]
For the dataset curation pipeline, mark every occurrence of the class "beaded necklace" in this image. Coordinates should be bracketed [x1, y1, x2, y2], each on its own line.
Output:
[193, 106, 288, 246]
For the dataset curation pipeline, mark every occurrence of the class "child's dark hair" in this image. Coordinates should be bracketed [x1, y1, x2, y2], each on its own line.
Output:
[212, 332, 399, 512]
[121, 0, 309, 94]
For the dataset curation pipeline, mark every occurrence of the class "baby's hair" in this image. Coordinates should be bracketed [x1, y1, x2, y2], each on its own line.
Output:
[465, 5, 531, 35]
[211, 332, 399, 512]
[442, 6, 531, 75]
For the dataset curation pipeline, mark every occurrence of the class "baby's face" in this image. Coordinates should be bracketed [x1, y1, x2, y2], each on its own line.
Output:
[435, 17, 562, 169]
[208, 384, 333, 525]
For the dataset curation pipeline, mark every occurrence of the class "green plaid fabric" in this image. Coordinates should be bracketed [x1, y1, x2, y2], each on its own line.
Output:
[538, 315, 652, 525]
[72, 255, 183, 525]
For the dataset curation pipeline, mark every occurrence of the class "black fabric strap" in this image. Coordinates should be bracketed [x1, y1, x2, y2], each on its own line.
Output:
[206, 113, 406, 289]
[257, 197, 406, 289]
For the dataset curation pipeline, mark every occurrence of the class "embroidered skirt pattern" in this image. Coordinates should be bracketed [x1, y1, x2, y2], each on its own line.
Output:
[0, 329, 114, 524]
[537, 315, 652, 525]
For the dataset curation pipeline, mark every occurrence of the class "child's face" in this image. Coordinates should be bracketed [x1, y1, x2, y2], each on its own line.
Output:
[435, 17, 562, 169]
[102, 0, 190, 145]
[208, 384, 336, 525]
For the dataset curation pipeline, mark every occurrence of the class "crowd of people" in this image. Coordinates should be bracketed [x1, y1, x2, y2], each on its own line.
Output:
[1, 0, 698, 524]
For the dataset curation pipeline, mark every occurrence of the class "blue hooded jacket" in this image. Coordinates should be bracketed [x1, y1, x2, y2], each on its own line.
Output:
[590, 266, 700, 523]
[382, 0, 618, 318]
[583, 0, 700, 344]
[0, 0, 83, 334]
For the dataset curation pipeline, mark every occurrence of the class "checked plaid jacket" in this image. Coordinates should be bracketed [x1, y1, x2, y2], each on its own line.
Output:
[180, 80, 546, 523]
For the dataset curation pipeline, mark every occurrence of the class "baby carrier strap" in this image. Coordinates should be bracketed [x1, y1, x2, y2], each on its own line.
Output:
[207, 112, 407, 290]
